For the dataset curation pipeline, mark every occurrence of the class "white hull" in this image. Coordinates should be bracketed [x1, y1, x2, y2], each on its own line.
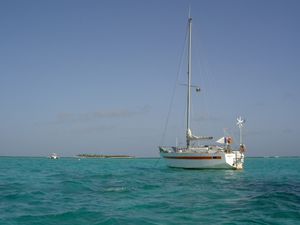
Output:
[160, 147, 244, 169]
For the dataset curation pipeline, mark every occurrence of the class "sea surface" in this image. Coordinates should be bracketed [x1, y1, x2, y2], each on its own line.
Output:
[0, 157, 299, 225]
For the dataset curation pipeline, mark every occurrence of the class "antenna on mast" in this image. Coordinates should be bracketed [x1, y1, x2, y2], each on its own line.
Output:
[188, 5, 191, 19]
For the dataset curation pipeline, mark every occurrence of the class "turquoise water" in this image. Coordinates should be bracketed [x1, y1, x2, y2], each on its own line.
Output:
[0, 157, 299, 225]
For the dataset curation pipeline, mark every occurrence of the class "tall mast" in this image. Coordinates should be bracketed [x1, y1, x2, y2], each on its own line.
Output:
[186, 16, 192, 148]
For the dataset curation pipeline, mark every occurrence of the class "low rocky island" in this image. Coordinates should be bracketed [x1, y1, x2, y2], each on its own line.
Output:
[77, 154, 134, 158]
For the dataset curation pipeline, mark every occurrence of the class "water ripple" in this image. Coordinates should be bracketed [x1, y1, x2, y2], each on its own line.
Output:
[0, 157, 299, 225]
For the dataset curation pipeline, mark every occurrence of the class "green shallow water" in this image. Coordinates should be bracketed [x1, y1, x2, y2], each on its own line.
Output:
[0, 157, 299, 225]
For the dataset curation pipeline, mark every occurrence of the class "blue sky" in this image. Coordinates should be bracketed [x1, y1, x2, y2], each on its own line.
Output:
[0, 0, 299, 157]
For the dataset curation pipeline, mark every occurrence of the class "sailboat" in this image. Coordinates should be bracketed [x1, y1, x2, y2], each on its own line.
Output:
[159, 16, 246, 169]
[49, 153, 59, 159]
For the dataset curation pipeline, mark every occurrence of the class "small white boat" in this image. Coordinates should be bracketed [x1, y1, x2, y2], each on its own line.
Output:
[159, 16, 246, 170]
[49, 153, 59, 159]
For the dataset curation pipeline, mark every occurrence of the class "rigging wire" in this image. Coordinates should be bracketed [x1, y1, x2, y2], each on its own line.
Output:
[159, 21, 189, 146]
[192, 23, 218, 136]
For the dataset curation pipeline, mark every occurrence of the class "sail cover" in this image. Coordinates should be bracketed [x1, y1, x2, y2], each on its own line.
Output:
[186, 129, 213, 140]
